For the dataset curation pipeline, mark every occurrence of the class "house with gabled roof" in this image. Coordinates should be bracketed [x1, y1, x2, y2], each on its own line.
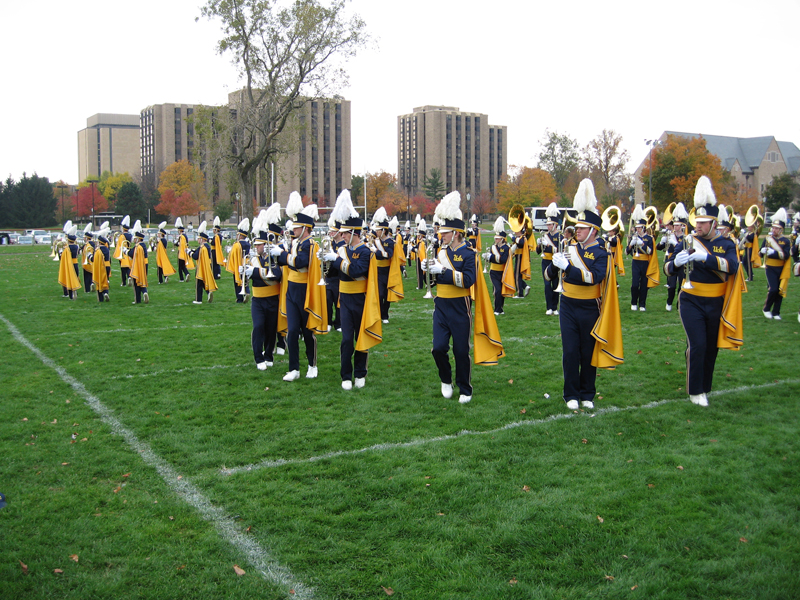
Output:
[634, 131, 800, 205]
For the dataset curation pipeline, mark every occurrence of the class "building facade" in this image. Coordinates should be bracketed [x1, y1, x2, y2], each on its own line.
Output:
[635, 131, 800, 205]
[77, 114, 140, 181]
[397, 105, 507, 201]
[140, 103, 196, 185]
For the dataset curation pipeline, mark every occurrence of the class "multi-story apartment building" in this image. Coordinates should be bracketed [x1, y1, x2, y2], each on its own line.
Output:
[397, 105, 507, 201]
[635, 131, 800, 205]
[139, 103, 196, 186]
[77, 114, 140, 181]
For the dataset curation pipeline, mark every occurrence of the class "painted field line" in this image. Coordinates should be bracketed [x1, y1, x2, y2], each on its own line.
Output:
[0, 313, 316, 600]
[108, 362, 253, 380]
[222, 378, 800, 476]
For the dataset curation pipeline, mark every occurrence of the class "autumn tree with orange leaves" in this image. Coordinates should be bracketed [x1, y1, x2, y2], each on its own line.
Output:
[156, 160, 208, 220]
[496, 167, 559, 214]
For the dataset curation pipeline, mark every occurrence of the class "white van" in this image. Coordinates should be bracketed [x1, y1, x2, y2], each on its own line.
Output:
[528, 207, 578, 232]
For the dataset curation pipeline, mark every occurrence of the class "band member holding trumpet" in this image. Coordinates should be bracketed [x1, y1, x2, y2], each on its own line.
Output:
[546, 179, 623, 411]
[245, 208, 283, 370]
[741, 205, 763, 282]
[656, 205, 679, 311]
[626, 205, 655, 312]
[174, 218, 194, 283]
[536, 202, 562, 315]
[666, 176, 743, 407]
[760, 207, 792, 320]
[58, 222, 80, 299]
[323, 189, 381, 390]
[127, 222, 149, 304]
[191, 221, 218, 304]
[226, 218, 252, 303]
[483, 217, 513, 315]
[115, 215, 133, 287]
[662, 203, 689, 310]
[270, 193, 327, 382]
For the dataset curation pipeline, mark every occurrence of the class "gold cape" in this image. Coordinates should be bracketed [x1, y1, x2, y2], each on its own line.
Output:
[212, 233, 226, 266]
[718, 264, 745, 350]
[58, 246, 81, 291]
[304, 240, 328, 335]
[473, 261, 505, 365]
[517, 236, 531, 281]
[387, 234, 405, 302]
[156, 241, 176, 276]
[612, 238, 625, 275]
[195, 246, 218, 292]
[278, 265, 289, 336]
[130, 244, 148, 288]
[501, 252, 516, 298]
[225, 241, 245, 285]
[646, 250, 661, 288]
[92, 246, 109, 292]
[591, 255, 624, 369]
[114, 234, 131, 267]
[178, 235, 195, 270]
[355, 254, 383, 352]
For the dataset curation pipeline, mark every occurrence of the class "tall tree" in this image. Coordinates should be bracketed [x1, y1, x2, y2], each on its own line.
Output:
[496, 166, 558, 213]
[158, 160, 208, 215]
[583, 129, 632, 205]
[762, 172, 800, 212]
[470, 189, 495, 219]
[197, 0, 367, 212]
[98, 171, 134, 209]
[155, 190, 202, 221]
[0, 174, 58, 228]
[350, 174, 364, 207]
[409, 194, 436, 219]
[72, 185, 108, 219]
[422, 168, 446, 201]
[365, 171, 397, 214]
[537, 129, 580, 196]
[115, 181, 147, 223]
[639, 135, 736, 210]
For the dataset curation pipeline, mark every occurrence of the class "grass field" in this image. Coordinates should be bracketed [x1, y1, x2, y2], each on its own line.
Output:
[1, 240, 799, 599]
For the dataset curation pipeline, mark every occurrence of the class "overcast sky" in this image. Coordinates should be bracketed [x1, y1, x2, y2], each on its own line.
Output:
[2, 0, 799, 187]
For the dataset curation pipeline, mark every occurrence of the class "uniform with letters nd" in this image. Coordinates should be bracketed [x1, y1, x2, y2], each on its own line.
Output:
[760, 207, 792, 321]
[546, 179, 623, 410]
[665, 176, 743, 407]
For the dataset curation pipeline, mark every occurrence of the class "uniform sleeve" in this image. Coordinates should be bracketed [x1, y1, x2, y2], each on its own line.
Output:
[563, 250, 608, 285]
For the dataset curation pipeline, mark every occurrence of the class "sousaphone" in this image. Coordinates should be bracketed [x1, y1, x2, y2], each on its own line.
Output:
[508, 204, 534, 242]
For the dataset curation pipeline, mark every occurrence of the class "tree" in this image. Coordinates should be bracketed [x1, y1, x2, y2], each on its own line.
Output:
[496, 166, 558, 213]
[583, 129, 632, 205]
[409, 194, 436, 220]
[365, 171, 397, 214]
[422, 168, 446, 201]
[157, 161, 208, 219]
[470, 189, 495, 219]
[350, 175, 364, 206]
[0, 174, 58, 228]
[639, 135, 736, 210]
[379, 186, 407, 217]
[197, 0, 367, 211]
[214, 200, 235, 222]
[537, 129, 580, 196]
[155, 189, 202, 221]
[763, 172, 800, 212]
[98, 171, 134, 208]
[72, 184, 108, 219]
[115, 181, 147, 223]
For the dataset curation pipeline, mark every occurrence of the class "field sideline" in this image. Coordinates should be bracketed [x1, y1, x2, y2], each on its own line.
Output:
[1, 242, 799, 599]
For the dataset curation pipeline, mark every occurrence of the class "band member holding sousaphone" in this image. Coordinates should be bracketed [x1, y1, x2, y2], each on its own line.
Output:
[536, 202, 562, 315]
[425, 191, 504, 405]
[626, 205, 656, 312]
[741, 205, 763, 281]
[601, 206, 625, 278]
[666, 176, 743, 407]
[546, 179, 622, 411]
[191, 221, 218, 304]
[662, 202, 689, 310]
[760, 207, 792, 320]
[508, 204, 532, 298]
[483, 216, 514, 315]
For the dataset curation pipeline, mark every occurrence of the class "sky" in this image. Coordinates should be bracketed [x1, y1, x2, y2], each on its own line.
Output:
[2, 0, 799, 186]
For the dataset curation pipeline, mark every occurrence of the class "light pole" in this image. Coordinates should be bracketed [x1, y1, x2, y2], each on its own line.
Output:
[56, 184, 68, 223]
[88, 178, 98, 227]
[644, 139, 661, 203]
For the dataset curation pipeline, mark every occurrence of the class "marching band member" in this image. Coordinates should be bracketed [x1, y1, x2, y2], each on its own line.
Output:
[666, 176, 743, 407]
[58, 222, 80, 300]
[114, 215, 133, 287]
[191, 221, 218, 304]
[210, 216, 225, 280]
[92, 228, 112, 302]
[510, 217, 531, 299]
[547, 179, 623, 411]
[793, 215, 800, 323]
[323, 190, 381, 389]
[155, 222, 176, 284]
[425, 191, 504, 404]
[387, 216, 406, 314]
[605, 224, 625, 278]
[81, 223, 95, 293]
[663, 203, 689, 310]
[270, 193, 328, 382]
[536, 202, 561, 315]
[401, 221, 412, 278]
[173, 218, 194, 282]
[413, 221, 428, 290]
[760, 207, 792, 320]
[483, 216, 514, 315]
[244, 208, 283, 370]
[626, 205, 656, 311]
[225, 218, 252, 303]
[127, 221, 149, 304]
[740, 221, 760, 282]
[656, 212, 679, 311]
[325, 215, 343, 332]
[466, 214, 481, 251]
[371, 207, 394, 323]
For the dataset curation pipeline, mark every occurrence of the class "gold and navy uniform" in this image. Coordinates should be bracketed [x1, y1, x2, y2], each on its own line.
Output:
[545, 238, 608, 404]
[332, 240, 372, 382]
[626, 232, 654, 309]
[663, 232, 686, 305]
[374, 234, 394, 321]
[93, 244, 111, 301]
[118, 231, 133, 286]
[275, 236, 317, 372]
[191, 241, 213, 303]
[512, 232, 528, 297]
[536, 231, 562, 312]
[657, 231, 680, 306]
[488, 240, 510, 314]
[466, 226, 481, 250]
[325, 238, 344, 330]
[81, 239, 96, 292]
[174, 232, 191, 282]
[63, 242, 80, 298]
[250, 254, 282, 365]
[665, 233, 739, 395]
[127, 240, 149, 303]
[432, 241, 476, 398]
[762, 234, 792, 317]
[741, 231, 758, 281]
[211, 231, 224, 279]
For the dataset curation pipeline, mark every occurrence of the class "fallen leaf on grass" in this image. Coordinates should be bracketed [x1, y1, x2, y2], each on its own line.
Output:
[581, 439, 588, 444]
[381, 586, 394, 595]
[631, 585, 638, 590]
[508, 379, 513, 384]
[605, 575, 614, 580]
[597, 516, 604, 523]
[233, 565, 246, 576]
[20, 560, 28, 574]
[520, 408, 526, 414]
[522, 485, 530, 492]
[53, 569, 63, 574]
[62, 463, 69, 466]
[69, 554, 79, 563]
[122, 473, 131, 478]
[51, 419, 57, 424]
[739, 537, 748, 543]
[647, 483, 655, 488]
[636, 350, 642, 354]
[508, 578, 518, 585]
[677, 466, 684, 470]
[622, 555, 629, 559]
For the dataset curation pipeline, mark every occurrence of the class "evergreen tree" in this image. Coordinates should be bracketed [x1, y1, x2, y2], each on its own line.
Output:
[422, 168, 446, 201]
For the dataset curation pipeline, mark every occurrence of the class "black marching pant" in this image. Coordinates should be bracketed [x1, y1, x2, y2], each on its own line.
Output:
[178, 260, 189, 282]
[679, 292, 722, 395]
[432, 296, 472, 397]
[559, 295, 599, 403]
[763, 266, 784, 316]
[541, 259, 559, 311]
[490, 269, 505, 314]
[630, 259, 649, 307]
[286, 281, 316, 371]
[326, 279, 341, 329]
[339, 292, 368, 381]
[251, 295, 278, 364]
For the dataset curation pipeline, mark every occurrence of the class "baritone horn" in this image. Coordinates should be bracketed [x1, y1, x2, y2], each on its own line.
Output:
[508, 204, 533, 243]
[744, 204, 763, 237]
[600, 205, 623, 233]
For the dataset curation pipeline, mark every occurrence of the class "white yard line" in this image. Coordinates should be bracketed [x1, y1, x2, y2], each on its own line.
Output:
[0, 313, 316, 600]
[221, 378, 799, 476]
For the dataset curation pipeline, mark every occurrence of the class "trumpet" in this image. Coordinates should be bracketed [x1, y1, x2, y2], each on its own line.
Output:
[423, 230, 437, 299]
[317, 235, 332, 286]
[682, 235, 697, 290]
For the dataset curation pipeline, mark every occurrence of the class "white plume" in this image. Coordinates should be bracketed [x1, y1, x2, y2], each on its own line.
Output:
[83, 223, 92, 235]
[158, 221, 167, 230]
[197, 221, 207, 236]
[238, 217, 250, 232]
[717, 204, 727, 222]
[493, 216, 506, 235]
[772, 207, 788, 226]
[331, 189, 359, 222]
[63, 220, 73, 234]
[372, 206, 387, 224]
[414, 213, 421, 225]
[404, 220, 410, 228]
[471, 214, 477, 222]
[673, 202, 688, 221]
[545, 202, 559, 218]
[418, 219, 427, 232]
[99, 221, 109, 230]
[285, 219, 293, 230]
[213, 216, 221, 228]
[264, 202, 282, 226]
[435, 191, 462, 221]
[300, 203, 319, 221]
[632, 204, 645, 222]
[286, 191, 304, 219]
[132, 219, 142, 234]
[573, 179, 598, 214]
[389, 216, 399, 233]
[68, 225, 78, 236]
[327, 215, 337, 228]
[121, 215, 130, 227]
[693, 175, 716, 208]
[175, 217, 183, 229]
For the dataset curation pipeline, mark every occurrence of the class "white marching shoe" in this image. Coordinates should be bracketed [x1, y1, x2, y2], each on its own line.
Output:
[341, 380, 352, 390]
[441, 383, 453, 399]
[276, 347, 285, 355]
[631, 305, 638, 311]
[545, 309, 553, 316]
[665, 304, 672, 312]
[256, 362, 268, 371]
[581, 400, 594, 409]
[552, 310, 559, 316]
[773, 315, 782, 321]
[355, 377, 365, 389]
[639, 306, 646, 312]
[306, 365, 318, 378]
[566, 400, 579, 410]
[458, 395, 471, 404]
[283, 370, 300, 382]
[763, 310, 773, 319]
[689, 393, 709, 407]
[143, 292, 149, 304]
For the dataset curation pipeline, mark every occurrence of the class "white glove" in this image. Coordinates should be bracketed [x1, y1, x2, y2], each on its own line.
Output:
[429, 260, 445, 275]
[690, 248, 708, 263]
[673, 250, 690, 267]
[244, 265, 256, 278]
[509, 243, 518, 253]
[759, 246, 768, 255]
[482, 252, 491, 261]
[634, 237, 644, 247]
[552, 252, 569, 270]
[270, 246, 282, 257]
[323, 252, 338, 262]
[766, 247, 777, 257]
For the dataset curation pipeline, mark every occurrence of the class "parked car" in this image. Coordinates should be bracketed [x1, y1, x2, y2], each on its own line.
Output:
[17, 235, 34, 245]
[39, 234, 53, 244]
[25, 229, 49, 243]
[529, 207, 579, 232]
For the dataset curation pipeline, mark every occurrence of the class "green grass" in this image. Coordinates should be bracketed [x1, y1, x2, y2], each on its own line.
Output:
[1, 241, 799, 599]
